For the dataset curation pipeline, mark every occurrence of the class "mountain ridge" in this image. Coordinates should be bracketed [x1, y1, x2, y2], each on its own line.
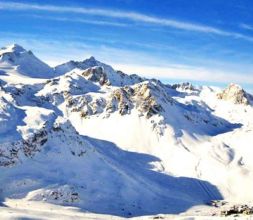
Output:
[0, 44, 253, 218]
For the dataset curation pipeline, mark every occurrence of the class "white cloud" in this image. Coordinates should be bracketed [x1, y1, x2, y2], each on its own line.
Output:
[31, 15, 129, 27]
[112, 63, 253, 84]
[240, 23, 253, 31]
[1, 2, 253, 41]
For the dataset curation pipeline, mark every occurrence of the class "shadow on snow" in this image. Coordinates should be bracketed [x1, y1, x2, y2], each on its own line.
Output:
[77, 136, 223, 217]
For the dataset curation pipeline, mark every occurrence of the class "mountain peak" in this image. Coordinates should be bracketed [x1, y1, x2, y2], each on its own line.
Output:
[0, 44, 26, 54]
[0, 43, 54, 78]
[217, 83, 250, 105]
[82, 56, 99, 66]
[9, 44, 25, 52]
[87, 56, 96, 61]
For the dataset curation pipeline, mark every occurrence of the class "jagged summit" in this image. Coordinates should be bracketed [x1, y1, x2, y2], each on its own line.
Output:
[171, 82, 199, 92]
[84, 55, 97, 63]
[54, 55, 143, 86]
[217, 83, 252, 105]
[54, 56, 103, 75]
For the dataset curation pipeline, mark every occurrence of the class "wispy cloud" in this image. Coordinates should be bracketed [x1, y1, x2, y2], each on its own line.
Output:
[32, 15, 129, 27]
[240, 23, 253, 31]
[0, 37, 252, 94]
[113, 63, 253, 84]
[1, 1, 253, 42]
[0, 31, 252, 87]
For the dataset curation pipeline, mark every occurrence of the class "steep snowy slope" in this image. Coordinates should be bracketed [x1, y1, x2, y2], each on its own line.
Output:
[0, 44, 54, 79]
[0, 44, 253, 218]
[63, 79, 253, 203]
[0, 79, 222, 217]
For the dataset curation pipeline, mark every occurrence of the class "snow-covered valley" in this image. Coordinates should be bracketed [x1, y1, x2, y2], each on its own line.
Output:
[1, 44, 253, 219]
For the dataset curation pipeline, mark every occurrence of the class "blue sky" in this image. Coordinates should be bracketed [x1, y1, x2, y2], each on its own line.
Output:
[0, 0, 253, 91]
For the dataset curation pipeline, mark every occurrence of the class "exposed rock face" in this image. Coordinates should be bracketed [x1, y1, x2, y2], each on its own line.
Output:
[27, 185, 80, 204]
[0, 117, 89, 167]
[23, 129, 48, 157]
[0, 142, 21, 167]
[172, 82, 197, 91]
[221, 204, 253, 216]
[106, 87, 133, 115]
[217, 84, 250, 105]
[82, 66, 110, 86]
[55, 56, 144, 86]
[68, 81, 171, 119]
[37, 71, 100, 106]
[133, 82, 168, 118]
[0, 128, 48, 167]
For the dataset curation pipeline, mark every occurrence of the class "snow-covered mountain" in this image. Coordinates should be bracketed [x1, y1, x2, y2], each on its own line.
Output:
[0, 44, 253, 219]
[0, 44, 54, 78]
[54, 56, 144, 86]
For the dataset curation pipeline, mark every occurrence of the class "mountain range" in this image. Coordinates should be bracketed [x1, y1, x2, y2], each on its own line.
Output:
[0, 44, 253, 219]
